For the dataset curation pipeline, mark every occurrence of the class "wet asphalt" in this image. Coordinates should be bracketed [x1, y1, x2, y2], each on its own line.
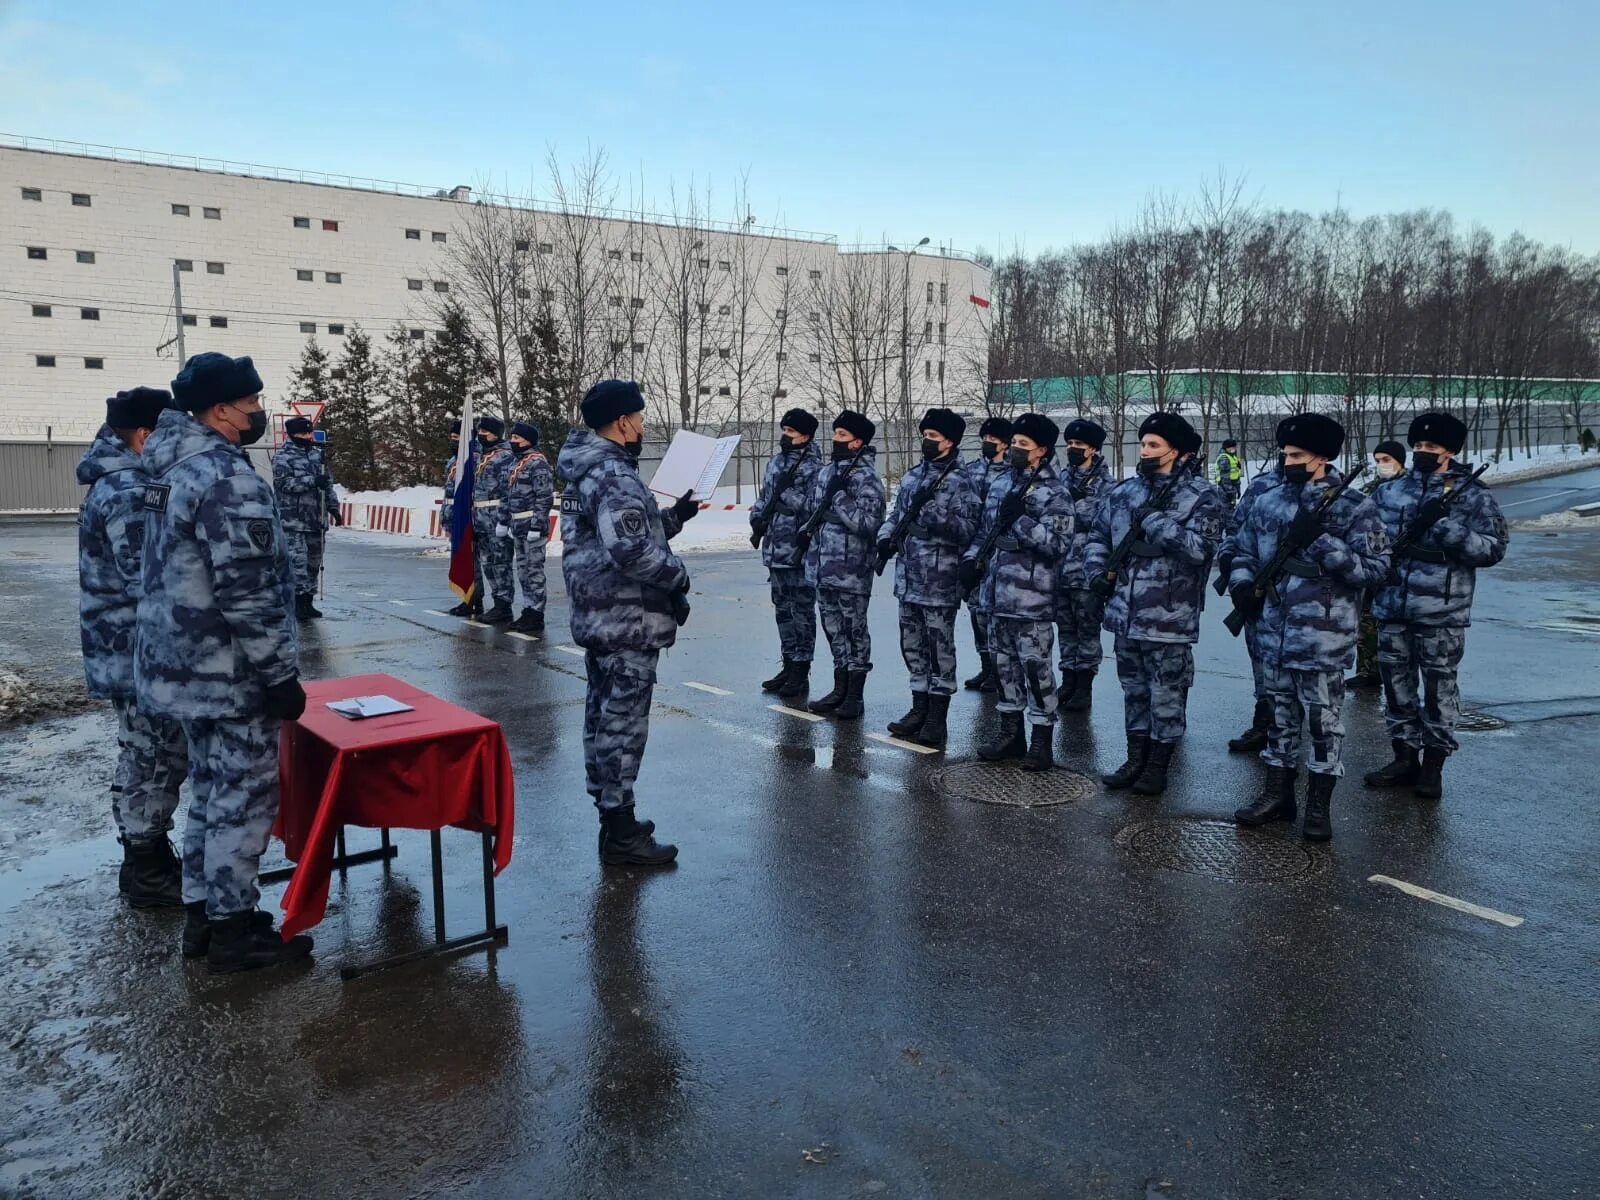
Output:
[1, 482, 1597, 1199]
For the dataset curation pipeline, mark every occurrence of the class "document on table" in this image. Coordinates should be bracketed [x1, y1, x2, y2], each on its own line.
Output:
[326, 694, 415, 720]
[649, 430, 741, 501]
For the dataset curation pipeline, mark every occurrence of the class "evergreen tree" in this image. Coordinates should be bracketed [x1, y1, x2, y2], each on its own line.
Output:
[414, 304, 492, 463]
[514, 308, 578, 464]
[377, 324, 436, 486]
[322, 326, 385, 491]
[289, 335, 334, 412]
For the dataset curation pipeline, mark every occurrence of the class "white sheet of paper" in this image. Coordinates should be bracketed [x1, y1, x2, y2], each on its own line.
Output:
[649, 430, 741, 501]
[326, 694, 415, 719]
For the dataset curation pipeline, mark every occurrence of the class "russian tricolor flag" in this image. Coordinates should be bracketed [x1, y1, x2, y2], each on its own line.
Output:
[448, 402, 477, 602]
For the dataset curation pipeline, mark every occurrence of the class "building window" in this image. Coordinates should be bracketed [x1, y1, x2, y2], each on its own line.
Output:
[293, 216, 310, 229]
[610, 340, 625, 353]
[629, 296, 643, 309]
[431, 231, 446, 243]
[698, 303, 710, 314]
[80, 307, 99, 320]
[36, 355, 56, 367]
[204, 207, 221, 220]
[539, 288, 554, 301]
[516, 287, 530, 300]
[21, 187, 42, 201]
[72, 193, 91, 207]
[181, 314, 197, 326]
[206, 261, 225, 274]
[328, 323, 345, 335]
[176, 259, 194, 272]
[331, 368, 347, 381]
[607, 249, 622, 260]
[323, 219, 339, 232]
[808, 352, 821, 363]
[809, 269, 822, 280]
[939, 282, 948, 305]
[697, 386, 711, 396]
[697, 257, 710, 269]
[210, 316, 228, 328]
[296, 269, 313, 281]
[26, 247, 47, 260]
[514, 239, 529, 252]
[632, 342, 645, 354]
[407, 278, 423, 291]
[433, 281, 449, 292]
[172, 203, 190, 216]
[926, 281, 935, 303]
[608, 295, 622, 307]
[717, 386, 731, 396]
[718, 305, 731, 315]
[299, 322, 316, 334]
[938, 322, 946, 345]
[409, 328, 424, 340]
[538, 242, 553, 254]
[405, 227, 420, 239]
[924, 320, 933, 338]
[773, 388, 788, 399]
[85, 357, 104, 370]
[938, 360, 945, 382]
[718, 348, 730, 359]
[775, 308, 787, 319]
[31, 305, 51, 318]
[718, 260, 731, 271]
[630, 251, 643, 263]
[775, 266, 788, 276]
[326, 272, 342, 284]
[76, 250, 96, 264]
[776, 351, 787, 361]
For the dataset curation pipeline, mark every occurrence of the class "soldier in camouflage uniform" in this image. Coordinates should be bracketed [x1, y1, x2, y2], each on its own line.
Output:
[800, 411, 887, 721]
[135, 352, 312, 973]
[1227, 414, 1392, 840]
[1054, 418, 1115, 713]
[960, 416, 1013, 693]
[1085, 411, 1225, 796]
[78, 387, 188, 909]
[1348, 439, 1407, 688]
[959, 413, 1075, 771]
[469, 415, 518, 623]
[271, 415, 342, 620]
[505, 421, 555, 635]
[1363, 412, 1508, 800]
[751, 408, 824, 700]
[875, 408, 981, 748]
[1217, 454, 1286, 753]
[558, 380, 700, 867]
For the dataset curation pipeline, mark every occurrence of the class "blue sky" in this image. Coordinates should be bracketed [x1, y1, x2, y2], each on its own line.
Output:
[2, 0, 1595, 254]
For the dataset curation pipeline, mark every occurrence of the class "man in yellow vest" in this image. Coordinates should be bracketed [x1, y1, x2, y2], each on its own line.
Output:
[1214, 438, 1243, 506]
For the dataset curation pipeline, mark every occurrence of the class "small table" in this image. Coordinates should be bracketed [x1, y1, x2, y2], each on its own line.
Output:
[271, 673, 515, 980]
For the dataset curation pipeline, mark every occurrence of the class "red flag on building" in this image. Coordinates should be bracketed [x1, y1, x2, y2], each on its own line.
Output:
[968, 294, 991, 309]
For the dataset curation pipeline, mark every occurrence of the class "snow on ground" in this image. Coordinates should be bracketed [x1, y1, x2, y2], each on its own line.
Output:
[1474, 444, 1595, 484]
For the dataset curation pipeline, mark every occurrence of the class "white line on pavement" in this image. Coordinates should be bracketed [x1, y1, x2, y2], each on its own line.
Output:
[1499, 488, 1580, 509]
[1536, 622, 1600, 637]
[865, 731, 940, 755]
[683, 681, 733, 695]
[463, 620, 489, 628]
[504, 631, 541, 642]
[769, 704, 824, 723]
[1368, 875, 1525, 928]
[388, 599, 411, 606]
[424, 610, 453, 618]
[554, 644, 586, 657]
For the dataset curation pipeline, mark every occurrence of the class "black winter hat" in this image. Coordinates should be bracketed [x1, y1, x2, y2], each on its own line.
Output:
[1408, 411, 1467, 454]
[509, 421, 540, 446]
[1011, 412, 1060, 450]
[780, 407, 819, 439]
[477, 414, 505, 438]
[1062, 417, 1106, 450]
[1222, 438, 1238, 449]
[978, 416, 1013, 442]
[833, 409, 875, 444]
[1276, 412, 1345, 460]
[581, 379, 646, 430]
[284, 416, 314, 436]
[171, 352, 263, 413]
[919, 407, 965, 444]
[1139, 411, 1201, 455]
[1374, 439, 1407, 466]
[105, 387, 170, 430]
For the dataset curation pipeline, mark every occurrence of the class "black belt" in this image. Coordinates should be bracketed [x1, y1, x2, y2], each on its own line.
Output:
[1282, 556, 1322, 579]
[996, 535, 1020, 551]
[1401, 546, 1447, 564]
[1128, 539, 1164, 558]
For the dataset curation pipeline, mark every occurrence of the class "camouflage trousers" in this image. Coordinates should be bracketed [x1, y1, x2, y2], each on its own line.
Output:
[898, 602, 959, 695]
[514, 529, 548, 613]
[1114, 637, 1195, 743]
[1378, 623, 1467, 753]
[993, 616, 1058, 727]
[769, 567, 817, 663]
[1054, 586, 1106, 674]
[178, 715, 281, 917]
[111, 698, 187, 842]
[285, 528, 325, 594]
[818, 587, 872, 672]
[1244, 618, 1266, 699]
[583, 648, 658, 813]
[968, 603, 991, 655]
[1355, 605, 1379, 680]
[474, 522, 515, 608]
[1260, 663, 1347, 776]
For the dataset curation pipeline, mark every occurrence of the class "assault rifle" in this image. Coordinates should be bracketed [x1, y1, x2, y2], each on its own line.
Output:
[1221, 464, 1367, 637]
[959, 464, 1042, 598]
[793, 450, 866, 556]
[1086, 468, 1186, 599]
[749, 450, 808, 550]
[1388, 462, 1489, 561]
[875, 455, 960, 575]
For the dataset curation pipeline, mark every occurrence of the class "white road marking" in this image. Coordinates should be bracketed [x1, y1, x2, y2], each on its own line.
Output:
[388, 599, 411, 606]
[1536, 622, 1600, 637]
[682, 681, 733, 695]
[1367, 875, 1525, 928]
[356, 591, 379, 597]
[865, 732, 940, 755]
[463, 620, 489, 628]
[769, 704, 824, 722]
[1498, 488, 1581, 510]
[554, 644, 586, 657]
[504, 631, 541, 642]
[424, 610, 454, 618]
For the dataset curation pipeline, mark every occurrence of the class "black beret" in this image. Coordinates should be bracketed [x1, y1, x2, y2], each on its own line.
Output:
[284, 416, 314, 436]
[171, 352, 264, 413]
[1011, 412, 1060, 450]
[978, 416, 1013, 442]
[1408, 411, 1467, 454]
[833, 409, 875, 444]
[1139, 411, 1201, 455]
[446, 426, 461, 439]
[780, 407, 819, 439]
[919, 407, 965, 444]
[1374, 439, 1407, 466]
[1276, 412, 1345, 460]
[581, 379, 646, 430]
[509, 421, 539, 445]
[105, 387, 170, 430]
[1062, 418, 1106, 450]
[477, 414, 505, 437]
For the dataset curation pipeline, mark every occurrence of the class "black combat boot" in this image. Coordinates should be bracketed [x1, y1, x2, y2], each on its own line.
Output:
[447, 600, 473, 617]
[886, 692, 930, 737]
[761, 661, 795, 692]
[1345, 672, 1380, 690]
[1055, 670, 1078, 706]
[776, 662, 810, 700]
[1234, 765, 1298, 826]
[599, 807, 678, 867]
[296, 593, 322, 620]
[808, 667, 849, 714]
[525, 609, 545, 636]
[206, 912, 314, 975]
[1020, 723, 1054, 772]
[1131, 740, 1178, 796]
[1063, 670, 1094, 713]
[481, 602, 513, 625]
[1414, 749, 1447, 800]
[1302, 772, 1336, 841]
[834, 671, 868, 720]
[1227, 698, 1271, 752]
[509, 607, 539, 633]
[912, 693, 952, 749]
[183, 902, 274, 959]
[118, 837, 183, 909]
[1363, 740, 1420, 788]
[963, 655, 992, 691]
[467, 597, 485, 620]
[978, 711, 1026, 762]
[1102, 732, 1150, 789]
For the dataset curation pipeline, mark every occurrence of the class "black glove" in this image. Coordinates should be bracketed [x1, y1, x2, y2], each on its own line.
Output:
[1216, 551, 1235, 581]
[998, 491, 1026, 525]
[263, 676, 307, 721]
[958, 559, 983, 593]
[670, 580, 691, 626]
[1230, 582, 1263, 619]
[672, 491, 700, 523]
[1411, 496, 1448, 533]
[749, 518, 768, 550]
[874, 540, 894, 576]
[794, 528, 812, 556]
[823, 475, 848, 503]
[1087, 573, 1114, 600]
[1287, 507, 1323, 547]
[328, 509, 343, 527]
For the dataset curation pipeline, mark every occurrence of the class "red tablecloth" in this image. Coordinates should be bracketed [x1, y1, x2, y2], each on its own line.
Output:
[275, 674, 515, 938]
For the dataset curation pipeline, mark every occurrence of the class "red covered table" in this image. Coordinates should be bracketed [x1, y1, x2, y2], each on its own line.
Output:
[269, 673, 514, 979]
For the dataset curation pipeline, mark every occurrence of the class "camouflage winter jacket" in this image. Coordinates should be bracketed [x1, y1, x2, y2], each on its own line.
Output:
[752, 441, 825, 570]
[803, 447, 887, 596]
[1217, 465, 1284, 570]
[1083, 470, 1225, 644]
[134, 408, 298, 719]
[77, 426, 151, 701]
[961, 455, 1010, 512]
[964, 460, 1075, 622]
[557, 430, 690, 653]
[471, 444, 516, 531]
[1370, 463, 1507, 627]
[442, 452, 462, 527]
[1226, 467, 1391, 672]
[506, 446, 555, 540]
[877, 450, 982, 608]
[1057, 455, 1115, 590]
[271, 439, 339, 532]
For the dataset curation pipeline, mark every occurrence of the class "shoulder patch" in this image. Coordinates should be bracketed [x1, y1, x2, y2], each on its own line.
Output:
[141, 483, 170, 513]
[618, 509, 646, 537]
[560, 494, 579, 514]
[247, 519, 273, 553]
[1366, 526, 1389, 556]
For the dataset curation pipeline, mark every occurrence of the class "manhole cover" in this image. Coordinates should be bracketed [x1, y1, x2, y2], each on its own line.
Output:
[934, 762, 1096, 808]
[1114, 819, 1323, 883]
[1456, 709, 1507, 732]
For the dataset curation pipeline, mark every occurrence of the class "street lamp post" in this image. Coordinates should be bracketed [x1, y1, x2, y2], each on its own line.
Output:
[887, 237, 929, 474]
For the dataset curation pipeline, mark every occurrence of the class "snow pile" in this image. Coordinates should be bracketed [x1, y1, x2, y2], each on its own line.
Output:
[1474, 444, 1595, 485]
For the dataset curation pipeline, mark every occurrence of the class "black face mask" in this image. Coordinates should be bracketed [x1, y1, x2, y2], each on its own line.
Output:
[1066, 447, 1088, 468]
[1137, 454, 1167, 478]
[832, 442, 853, 463]
[985, 441, 1004, 462]
[479, 436, 496, 449]
[624, 438, 642, 460]
[1283, 462, 1313, 486]
[234, 408, 267, 446]
[513, 441, 533, 455]
[1411, 450, 1441, 475]
[1007, 446, 1032, 472]
[921, 438, 943, 461]
[780, 435, 798, 451]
